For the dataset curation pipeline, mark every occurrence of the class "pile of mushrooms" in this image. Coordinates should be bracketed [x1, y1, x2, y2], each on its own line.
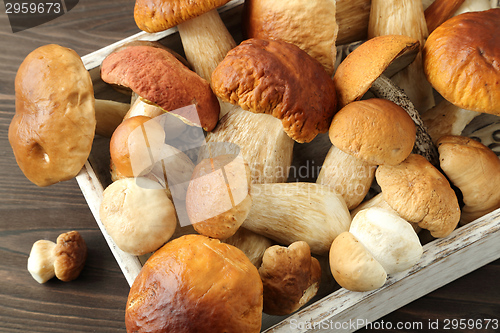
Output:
[8, 0, 500, 329]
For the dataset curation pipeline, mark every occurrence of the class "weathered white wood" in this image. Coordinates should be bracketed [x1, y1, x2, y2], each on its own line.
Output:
[262, 209, 500, 332]
[74, 1, 500, 331]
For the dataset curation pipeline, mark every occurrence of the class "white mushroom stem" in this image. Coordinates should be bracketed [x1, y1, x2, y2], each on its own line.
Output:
[421, 99, 480, 144]
[370, 74, 439, 166]
[199, 107, 295, 184]
[27, 240, 56, 284]
[454, 0, 496, 14]
[94, 99, 130, 137]
[242, 182, 351, 255]
[177, 9, 236, 117]
[368, 0, 435, 113]
[316, 145, 376, 210]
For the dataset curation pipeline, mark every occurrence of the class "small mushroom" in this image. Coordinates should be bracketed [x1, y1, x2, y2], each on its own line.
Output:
[258, 241, 321, 316]
[27, 231, 87, 283]
[376, 154, 461, 238]
[437, 135, 500, 224]
[224, 227, 274, 268]
[317, 98, 416, 210]
[100, 44, 220, 131]
[329, 207, 423, 292]
[99, 177, 177, 256]
[243, 0, 339, 75]
[9, 44, 95, 187]
[186, 154, 252, 240]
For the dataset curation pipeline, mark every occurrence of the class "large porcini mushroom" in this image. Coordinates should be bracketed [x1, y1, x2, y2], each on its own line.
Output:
[317, 98, 416, 209]
[99, 177, 177, 256]
[329, 207, 423, 292]
[9, 44, 95, 187]
[368, 0, 435, 113]
[376, 154, 461, 238]
[27, 231, 88, 283]
[125, 234, 263, 333]
[212, 38, 337, 144]
[258, 241, 321, 316]
[437, 135, 500, 224]
[243, 0, 339, 75]
[100, 44, 220, 132]
[423, 8, 500, 117]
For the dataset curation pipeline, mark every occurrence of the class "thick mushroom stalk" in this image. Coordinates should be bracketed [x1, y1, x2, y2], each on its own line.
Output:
[369, 0, 435, 113]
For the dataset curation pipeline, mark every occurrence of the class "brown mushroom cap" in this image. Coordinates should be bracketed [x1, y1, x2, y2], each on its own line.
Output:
[437, 135, 500, 224]
[53, 231, 88, 282]
[258, 241, 321, 316]
[333, 35, 419, 109]
[186, 154, 252, 240]
[329, 98, 416, 165]
[376, 154, 461, 238]
[329, 231, 387, 292]
[134, 0, 232, 33]
[9, 44, 95, 187]
[125, 234, 263, 333]
[100, 45, 220, 131]
[423, 8, 500, 115]
[243, 0, 339, 75]
[212, 38, 337, 143]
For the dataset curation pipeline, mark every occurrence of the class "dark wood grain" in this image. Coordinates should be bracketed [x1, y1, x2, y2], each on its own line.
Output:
[0, 1, 499, 332]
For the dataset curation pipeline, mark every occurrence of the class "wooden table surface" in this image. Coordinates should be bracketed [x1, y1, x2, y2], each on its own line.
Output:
[0, 1, 499, 332]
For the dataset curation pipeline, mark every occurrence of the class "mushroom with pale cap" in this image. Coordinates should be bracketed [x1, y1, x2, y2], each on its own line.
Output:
[99, 177, 177, 256]
[329, 207, 423, 292]
[376, 154, 461, 238]
[437, 135, 500, 224]
[27, 231, 88, 284]
[317, 98, 416, 209]
[100, 44, 220, 132]
[258, 241, 321, 315]
[9, 44, 95, 187]
[243, 0, 339, 75]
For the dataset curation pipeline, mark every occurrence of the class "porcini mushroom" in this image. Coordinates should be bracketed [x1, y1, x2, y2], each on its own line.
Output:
[100, 44, 220, 132]
[186, 154, 252, 240]
[243, 0, 339, 75]
[258, 241, 321, 316]
[368, 0, 435, 113]
[329, 207, 423, 292]
[423, 8, 500, 117]
[27, 231, 88, 283]
[99, 177, 177, 256]
[125, 235, 263, 333]
[9, 44, 95, 187]
[437, 135, 500, 224]
[212, 38, 337, 144]
[317, 98, 416, 209]
[376, 154, 461, 238]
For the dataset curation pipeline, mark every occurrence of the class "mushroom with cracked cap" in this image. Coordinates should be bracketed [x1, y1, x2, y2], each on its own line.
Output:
[27, 231, 88, 284]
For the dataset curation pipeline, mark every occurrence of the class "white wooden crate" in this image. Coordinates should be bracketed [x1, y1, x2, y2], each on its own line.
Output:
[75, 1, 500, 331]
